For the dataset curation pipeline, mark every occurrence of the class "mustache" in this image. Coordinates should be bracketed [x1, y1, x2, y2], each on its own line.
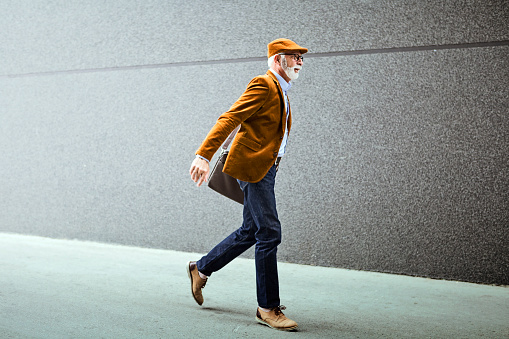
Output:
[293, 66, 302, 70]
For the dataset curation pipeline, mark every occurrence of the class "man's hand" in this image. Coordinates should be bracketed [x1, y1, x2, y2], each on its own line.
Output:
[190, 157, 210, 187]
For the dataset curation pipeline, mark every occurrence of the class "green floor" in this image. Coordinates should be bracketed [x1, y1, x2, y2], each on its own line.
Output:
[1, 233, 507, 338]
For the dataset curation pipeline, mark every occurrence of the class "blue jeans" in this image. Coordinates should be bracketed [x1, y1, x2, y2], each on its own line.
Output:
[196, 165, 281, 308]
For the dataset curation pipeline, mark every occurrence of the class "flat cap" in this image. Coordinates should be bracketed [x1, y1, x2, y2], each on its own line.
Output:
[267, 38, 308, 58]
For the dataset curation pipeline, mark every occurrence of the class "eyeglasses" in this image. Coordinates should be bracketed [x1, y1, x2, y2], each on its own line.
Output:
[279, 53, 304, 62]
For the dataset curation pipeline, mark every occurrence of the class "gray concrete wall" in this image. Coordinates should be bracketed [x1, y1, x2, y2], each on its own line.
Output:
[1, 1, 508, 285]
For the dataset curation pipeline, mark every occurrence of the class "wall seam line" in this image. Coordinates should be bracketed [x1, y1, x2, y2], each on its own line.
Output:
[1, 40, 508, 79]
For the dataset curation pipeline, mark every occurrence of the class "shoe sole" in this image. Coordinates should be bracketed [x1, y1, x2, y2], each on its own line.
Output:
[186, 261, 203, 306]
[255, 316, 298, 331]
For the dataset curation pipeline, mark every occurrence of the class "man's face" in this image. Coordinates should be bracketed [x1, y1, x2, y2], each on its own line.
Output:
[280, 53, 303, 81]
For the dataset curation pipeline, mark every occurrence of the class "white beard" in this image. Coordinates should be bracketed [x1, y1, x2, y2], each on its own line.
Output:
[282, 56, 301, 81]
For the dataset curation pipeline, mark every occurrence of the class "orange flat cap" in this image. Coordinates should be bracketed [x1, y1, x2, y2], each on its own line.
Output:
[267, 38, 308, 58]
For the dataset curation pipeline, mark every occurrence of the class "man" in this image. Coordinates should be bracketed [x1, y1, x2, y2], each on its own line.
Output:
[188, 38, 307, 331]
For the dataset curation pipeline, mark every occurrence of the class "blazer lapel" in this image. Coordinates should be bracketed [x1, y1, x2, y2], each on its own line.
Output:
[266, 70, 287, 133]
[287, 96, 292, 134]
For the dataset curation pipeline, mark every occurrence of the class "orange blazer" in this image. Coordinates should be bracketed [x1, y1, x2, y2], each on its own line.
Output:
[196, 70, 291, 183]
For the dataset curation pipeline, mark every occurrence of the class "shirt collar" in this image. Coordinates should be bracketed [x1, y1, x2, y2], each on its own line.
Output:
[269, 69, 292, 93]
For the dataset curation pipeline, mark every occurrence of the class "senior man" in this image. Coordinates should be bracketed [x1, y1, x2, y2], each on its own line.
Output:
[188, 38, 307, 331]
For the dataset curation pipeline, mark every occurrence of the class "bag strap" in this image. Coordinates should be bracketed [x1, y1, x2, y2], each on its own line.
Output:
[221, 125, 241, 151]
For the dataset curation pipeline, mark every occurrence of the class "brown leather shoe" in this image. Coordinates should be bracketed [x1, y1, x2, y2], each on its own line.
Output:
[186, 261, 207, 306]
[256, 306, 298, 331]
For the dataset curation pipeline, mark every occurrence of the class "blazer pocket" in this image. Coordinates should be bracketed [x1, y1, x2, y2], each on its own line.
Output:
[237, 136, 261, 151]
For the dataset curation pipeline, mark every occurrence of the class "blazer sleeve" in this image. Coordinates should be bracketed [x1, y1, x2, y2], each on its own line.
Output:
[195, 76, 270, 161]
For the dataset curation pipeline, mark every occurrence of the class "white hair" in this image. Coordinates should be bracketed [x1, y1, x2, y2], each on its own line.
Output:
[267, 54, 301, 80]
[267, 54, 278, 69]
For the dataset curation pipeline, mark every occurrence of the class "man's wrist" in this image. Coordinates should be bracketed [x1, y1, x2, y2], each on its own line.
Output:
[196, 154, 210, 163]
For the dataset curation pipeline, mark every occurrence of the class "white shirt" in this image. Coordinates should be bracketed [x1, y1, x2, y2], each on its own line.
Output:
[269, 69, 291, 157]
